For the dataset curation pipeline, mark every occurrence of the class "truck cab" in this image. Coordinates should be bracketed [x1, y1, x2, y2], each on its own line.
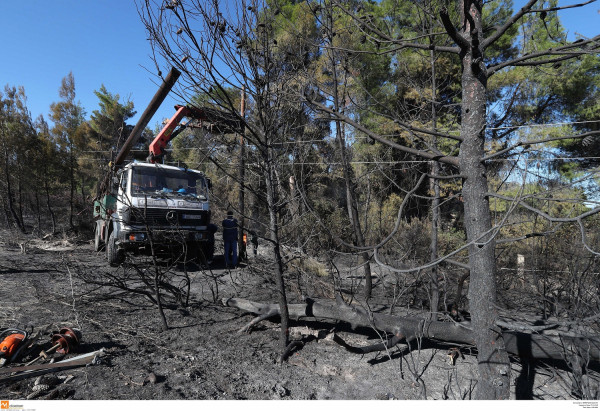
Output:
[94, 162, 213, 266]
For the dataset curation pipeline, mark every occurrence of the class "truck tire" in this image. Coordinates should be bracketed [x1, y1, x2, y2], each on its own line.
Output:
[94, 224, 104, 252]
[107, 231, 124, 266]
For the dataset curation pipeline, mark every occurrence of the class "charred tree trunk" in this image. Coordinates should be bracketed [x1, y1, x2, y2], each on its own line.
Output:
[17, 175, 24, 231]
[429, 44, 441, 316]
[35, 189, 41, 235]
[80, 173, 86, 206]
[4, 151, 25, 233]
[455, 0, 510, 399]
[264, 155, 290, 362]
[69, 150, 75, 230]
[44, 179, 56, 234]
[238, 88, 246, 262]
[429, 161, 441, 315]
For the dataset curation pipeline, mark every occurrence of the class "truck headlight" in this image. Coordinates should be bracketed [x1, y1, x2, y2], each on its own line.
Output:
[128, 233, 147, 242]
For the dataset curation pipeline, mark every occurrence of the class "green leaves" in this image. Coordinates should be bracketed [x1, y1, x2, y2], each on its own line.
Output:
[89, 85, 137, 155]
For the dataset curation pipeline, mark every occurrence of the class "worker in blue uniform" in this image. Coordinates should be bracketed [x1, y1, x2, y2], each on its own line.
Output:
[222, 211, 238, 268]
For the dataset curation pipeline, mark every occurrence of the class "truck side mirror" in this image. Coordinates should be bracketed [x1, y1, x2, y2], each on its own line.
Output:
[206, 178, 212, 190]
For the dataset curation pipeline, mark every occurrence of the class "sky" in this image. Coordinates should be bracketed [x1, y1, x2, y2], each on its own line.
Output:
[0, 0, 598, 131]
[0, 0, 177, 129]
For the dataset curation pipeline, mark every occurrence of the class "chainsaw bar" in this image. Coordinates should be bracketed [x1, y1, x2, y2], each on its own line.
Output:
[0, 349, 104, 383]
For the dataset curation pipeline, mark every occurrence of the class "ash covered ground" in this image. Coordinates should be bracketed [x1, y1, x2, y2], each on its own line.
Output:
[0, 230, 587, 400]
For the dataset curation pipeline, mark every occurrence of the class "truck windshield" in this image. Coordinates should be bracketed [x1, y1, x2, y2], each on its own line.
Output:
[131, 166, 208, 200]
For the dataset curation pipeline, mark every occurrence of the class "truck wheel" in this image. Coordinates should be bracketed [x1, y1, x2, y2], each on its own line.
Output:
[94, 224, 104, 252]
[107, 231, 124, 266]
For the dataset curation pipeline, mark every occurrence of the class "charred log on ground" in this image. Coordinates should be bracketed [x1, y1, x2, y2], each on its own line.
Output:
[223, 297, 600, 363]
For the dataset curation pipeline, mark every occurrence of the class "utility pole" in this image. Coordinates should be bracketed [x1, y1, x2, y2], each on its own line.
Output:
[238, 87, 247, 262]
[429, 43, 440, 316]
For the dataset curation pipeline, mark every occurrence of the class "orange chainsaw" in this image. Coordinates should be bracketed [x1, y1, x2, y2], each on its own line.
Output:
[0, 329, 28, 366]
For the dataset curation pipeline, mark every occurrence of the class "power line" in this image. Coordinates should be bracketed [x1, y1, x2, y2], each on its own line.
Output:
[487, 119, 600, 131]
[81, 148, 600, 162]
[506, 156, 600, 161]
[79, 119, 599, 155]
[78, 157, 600, 166]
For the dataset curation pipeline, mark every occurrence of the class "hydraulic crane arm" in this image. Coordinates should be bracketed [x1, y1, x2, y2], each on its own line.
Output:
[148, 105, 190, 163]
[148, 104, 243, 164]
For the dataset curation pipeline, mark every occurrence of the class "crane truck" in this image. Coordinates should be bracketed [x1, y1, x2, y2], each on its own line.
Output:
[92, 68, 240, 266]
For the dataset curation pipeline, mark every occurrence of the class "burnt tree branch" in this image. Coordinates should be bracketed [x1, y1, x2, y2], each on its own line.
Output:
[482, 130, 600, 161]
[487, 35, 600, 75]
[440, 7, 470, 49]
[305, 100, 460, 166]
[482, 0, 538, 49]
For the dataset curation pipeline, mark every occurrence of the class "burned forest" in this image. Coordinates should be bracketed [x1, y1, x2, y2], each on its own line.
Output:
[2, 0, 600, 402]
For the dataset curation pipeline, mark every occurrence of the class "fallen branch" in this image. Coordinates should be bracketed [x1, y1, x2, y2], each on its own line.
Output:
[238, 310, 278, 334]
[223, 298, 600, 362]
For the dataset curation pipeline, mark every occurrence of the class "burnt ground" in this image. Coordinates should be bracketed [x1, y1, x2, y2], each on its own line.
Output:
[0, 230, 595, 401]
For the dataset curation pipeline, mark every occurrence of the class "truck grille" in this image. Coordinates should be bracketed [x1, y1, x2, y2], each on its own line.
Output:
[128, 207, 209, 227]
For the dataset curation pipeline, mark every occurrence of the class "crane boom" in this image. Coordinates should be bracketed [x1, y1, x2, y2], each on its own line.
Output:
[148, 104, 242, 163]
[115, 67, 181, 166]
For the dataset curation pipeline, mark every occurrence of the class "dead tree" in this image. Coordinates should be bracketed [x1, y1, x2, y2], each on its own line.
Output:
[140, 0, 314, 360]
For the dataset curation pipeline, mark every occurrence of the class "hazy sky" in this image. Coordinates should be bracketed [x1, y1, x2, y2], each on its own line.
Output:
[0, 0, 597, 130]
